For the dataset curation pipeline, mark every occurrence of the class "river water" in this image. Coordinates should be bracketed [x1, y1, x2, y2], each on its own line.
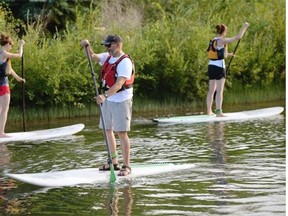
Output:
[0, 103, 285, 215]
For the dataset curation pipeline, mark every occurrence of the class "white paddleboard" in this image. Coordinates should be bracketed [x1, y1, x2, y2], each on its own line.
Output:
[0, 123, 85, 143]
[153, 107, 284, 124]
[5, 163, 195, 187]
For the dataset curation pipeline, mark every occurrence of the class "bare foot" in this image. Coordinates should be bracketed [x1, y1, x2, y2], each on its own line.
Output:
[216, 113, 226, 117]
[0, 134, 11, 138]
[207, 112, 215, 116]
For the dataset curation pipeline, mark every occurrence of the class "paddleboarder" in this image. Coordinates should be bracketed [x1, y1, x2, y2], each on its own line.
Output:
[81, 34, 134, 176]
[206, 22, 249, 117]
[0, 33, 25, 138]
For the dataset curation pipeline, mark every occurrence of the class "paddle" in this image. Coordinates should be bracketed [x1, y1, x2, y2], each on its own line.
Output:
[225, 38, 241, 75]
[84, 46, 117, 183]
[21, 52, 26, 132]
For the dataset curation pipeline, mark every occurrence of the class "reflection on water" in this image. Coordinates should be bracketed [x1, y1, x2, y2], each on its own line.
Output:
[208, 122, 228, 207]
[108, 186, 133, 216]
[0, 108, 285, 216]
[0, 144, 25, 215]
[0, 145, 11, 166]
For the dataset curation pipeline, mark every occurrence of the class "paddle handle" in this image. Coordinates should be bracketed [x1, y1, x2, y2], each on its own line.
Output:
[226, 39, 241, 75]
[21, 53, 26, 132]
[84, 46, 110, 153]
[226, 24, 249, 75]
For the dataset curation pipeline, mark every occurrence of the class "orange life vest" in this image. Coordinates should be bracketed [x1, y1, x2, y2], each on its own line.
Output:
[207, 38, 227, 60]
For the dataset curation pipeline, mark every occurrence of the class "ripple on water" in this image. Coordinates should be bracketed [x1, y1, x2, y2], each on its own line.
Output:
[0, 111, 285, 216]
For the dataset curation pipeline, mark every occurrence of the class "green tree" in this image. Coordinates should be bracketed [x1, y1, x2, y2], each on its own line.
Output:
[0, 0, 284, 117]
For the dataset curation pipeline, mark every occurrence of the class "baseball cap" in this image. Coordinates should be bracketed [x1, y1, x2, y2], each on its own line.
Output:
[101, 34, 122, 45]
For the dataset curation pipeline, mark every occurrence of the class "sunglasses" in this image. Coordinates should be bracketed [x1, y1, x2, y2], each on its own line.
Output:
[104, 42, 116, 48]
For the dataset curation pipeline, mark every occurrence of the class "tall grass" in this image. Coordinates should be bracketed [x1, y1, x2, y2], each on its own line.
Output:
[224, 81, 285, 105]
[8, 81, 284, 122]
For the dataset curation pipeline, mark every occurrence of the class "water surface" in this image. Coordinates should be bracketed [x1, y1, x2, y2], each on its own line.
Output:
[0, 105, 285, 215]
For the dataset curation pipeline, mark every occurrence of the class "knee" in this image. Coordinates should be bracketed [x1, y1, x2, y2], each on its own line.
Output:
[208, 89, 215, 95]
[104, 129, 114, 137]
[0, 108, 9, 114]
[117, 131, 128, 139]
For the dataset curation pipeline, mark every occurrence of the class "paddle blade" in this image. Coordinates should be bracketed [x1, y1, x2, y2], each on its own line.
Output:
[109, 166, 117, 183]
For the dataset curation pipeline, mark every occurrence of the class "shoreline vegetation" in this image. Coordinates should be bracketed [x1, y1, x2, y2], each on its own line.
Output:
[0, 0, 285, 125]
[8, 81, 285, 123]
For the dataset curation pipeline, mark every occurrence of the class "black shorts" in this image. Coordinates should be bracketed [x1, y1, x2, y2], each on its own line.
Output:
[208, 65, 226, 80]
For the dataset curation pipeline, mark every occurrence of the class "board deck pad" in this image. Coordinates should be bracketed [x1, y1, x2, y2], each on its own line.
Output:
[5, 163, 195, 187]
[0, 124, 85, 143]
[153, 107, 284, 124]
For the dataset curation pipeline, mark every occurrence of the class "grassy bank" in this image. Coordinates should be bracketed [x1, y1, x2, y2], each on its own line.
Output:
[133, 81, 285, 116]
[7, 82, 285, 123]
[225, 81, 285, 105]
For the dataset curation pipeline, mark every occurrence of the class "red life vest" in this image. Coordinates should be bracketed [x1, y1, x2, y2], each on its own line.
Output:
[100, 54, 135, 91]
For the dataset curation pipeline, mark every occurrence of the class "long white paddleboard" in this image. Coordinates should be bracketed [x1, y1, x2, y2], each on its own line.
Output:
[5, 163, 195, 187]
[153, 107, 284, 124]
[0, 123, 85, 143]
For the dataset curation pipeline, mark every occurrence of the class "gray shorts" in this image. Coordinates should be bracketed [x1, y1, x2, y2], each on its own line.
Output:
[99, 98, 132, 132]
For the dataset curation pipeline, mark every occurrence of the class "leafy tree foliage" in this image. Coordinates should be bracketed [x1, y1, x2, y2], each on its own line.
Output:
[0, 0, 285, 110]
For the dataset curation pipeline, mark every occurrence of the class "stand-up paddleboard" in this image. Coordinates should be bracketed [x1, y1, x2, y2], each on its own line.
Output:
[5, 163, 195, 187]
[0, 124, 85, 143]
[153, 107, 284, 124]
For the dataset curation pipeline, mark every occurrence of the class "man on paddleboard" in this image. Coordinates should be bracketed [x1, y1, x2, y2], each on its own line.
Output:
[81, 34, 134, 176]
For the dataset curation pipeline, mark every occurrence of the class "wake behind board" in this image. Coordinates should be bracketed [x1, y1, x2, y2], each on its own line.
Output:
[153, 107, 284, 124]
[5, 163, 195, 187]
[0, 123, 85, 143]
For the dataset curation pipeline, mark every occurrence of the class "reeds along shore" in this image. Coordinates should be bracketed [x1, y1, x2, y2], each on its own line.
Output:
[7, 81, 285, 122]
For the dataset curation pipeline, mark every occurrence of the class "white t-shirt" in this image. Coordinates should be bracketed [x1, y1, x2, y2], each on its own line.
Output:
[98, 52, 133, 102]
